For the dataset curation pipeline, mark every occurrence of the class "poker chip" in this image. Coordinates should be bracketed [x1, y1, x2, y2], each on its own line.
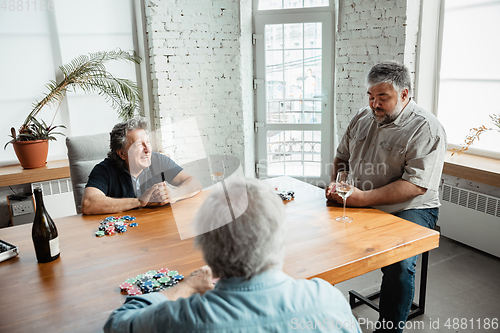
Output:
[141, 280, 155, 293]
[127, 286, 142, 296]
[116, 226, 127, 233]
[167, 270, 179, 277]
[129, 222, 138, 227]
[96, 215, 137, 237]
[158, 276, 171, 284]
[120, 267, 183, 295]
[95, 231, 105, 237]
[173, 274, 184, 281]
[120, 282, 133, 291]
[276, 189, 295, 201]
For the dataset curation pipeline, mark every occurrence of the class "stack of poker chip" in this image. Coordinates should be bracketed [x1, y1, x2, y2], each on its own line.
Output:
[95, 216, 138, 237]
[275, 188, 295, 201]
[119, 268, 185, 296]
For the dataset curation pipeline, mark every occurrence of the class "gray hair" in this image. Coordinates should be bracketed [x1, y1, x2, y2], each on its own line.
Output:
[107, 117, 149, 168]
[366, 61, 411, 94]
[194, 178, 286, 280]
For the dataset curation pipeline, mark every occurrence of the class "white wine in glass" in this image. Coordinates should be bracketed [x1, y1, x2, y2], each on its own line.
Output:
[335, 171, 354, 223]
[210, 160, 225, 182]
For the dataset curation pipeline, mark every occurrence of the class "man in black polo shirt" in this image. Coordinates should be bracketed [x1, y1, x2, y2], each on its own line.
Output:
[81, 118, 201, 215]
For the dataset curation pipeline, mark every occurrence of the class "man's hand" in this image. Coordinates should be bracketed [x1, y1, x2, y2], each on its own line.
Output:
[138, 182, 169, 207]
[185, 266, 217, 295]
[161, 266, 216, 301]
[326, 179, 427, 208]
[326, 181, 366, 206]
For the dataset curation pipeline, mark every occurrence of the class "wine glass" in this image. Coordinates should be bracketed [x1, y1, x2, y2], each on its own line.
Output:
[210, 159, 225, 182]
[335, 171, 354, 223]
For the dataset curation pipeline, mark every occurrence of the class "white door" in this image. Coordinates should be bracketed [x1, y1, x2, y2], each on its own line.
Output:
[254, 10, 333, 186]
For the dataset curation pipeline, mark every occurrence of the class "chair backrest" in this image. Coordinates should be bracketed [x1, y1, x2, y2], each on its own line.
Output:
[66, 133, 109, 214]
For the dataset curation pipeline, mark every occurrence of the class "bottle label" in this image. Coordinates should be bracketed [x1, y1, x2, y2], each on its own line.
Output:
[49, 236, 60, 257]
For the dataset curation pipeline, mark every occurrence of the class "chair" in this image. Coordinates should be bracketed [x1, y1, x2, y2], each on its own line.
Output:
[66, 133, 109, 214]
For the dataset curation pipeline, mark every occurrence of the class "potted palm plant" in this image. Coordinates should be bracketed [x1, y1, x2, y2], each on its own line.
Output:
[4, 49, 142, 169]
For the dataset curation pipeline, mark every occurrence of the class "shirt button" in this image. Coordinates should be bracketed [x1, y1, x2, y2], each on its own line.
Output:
[388, 147, 392, 151]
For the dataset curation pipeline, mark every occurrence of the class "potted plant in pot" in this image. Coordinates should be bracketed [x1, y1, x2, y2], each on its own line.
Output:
[4, 49, 142, 169]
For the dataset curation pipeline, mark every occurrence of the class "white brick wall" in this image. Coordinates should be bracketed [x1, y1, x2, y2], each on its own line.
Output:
[335, 0, 420, 142]
[145, 0, 253, 173]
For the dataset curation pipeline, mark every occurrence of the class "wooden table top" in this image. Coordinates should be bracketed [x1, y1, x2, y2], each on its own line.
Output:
[0, 176, 439, 333]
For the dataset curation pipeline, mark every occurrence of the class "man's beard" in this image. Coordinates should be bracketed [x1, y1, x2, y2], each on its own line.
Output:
[372, 98, 404, 125]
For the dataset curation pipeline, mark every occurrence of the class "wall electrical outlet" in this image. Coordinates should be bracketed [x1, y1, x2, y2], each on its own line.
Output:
[11, 201, 34, 217]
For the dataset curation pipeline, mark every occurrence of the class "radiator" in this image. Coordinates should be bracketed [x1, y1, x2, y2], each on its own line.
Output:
[439, 184, 500, 257]
[31, 178, 77, 219]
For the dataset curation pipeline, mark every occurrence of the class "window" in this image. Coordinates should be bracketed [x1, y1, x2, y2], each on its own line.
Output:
[438, 0, 500, 157]
[0, 0, 145, 166]
[254, 0, 333, 184]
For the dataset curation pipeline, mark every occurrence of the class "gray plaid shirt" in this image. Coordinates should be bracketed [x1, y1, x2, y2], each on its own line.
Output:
[336, 99, 447, 214]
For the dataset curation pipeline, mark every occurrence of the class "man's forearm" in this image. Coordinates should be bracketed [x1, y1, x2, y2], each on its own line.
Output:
[359, 179, 426, 206]
[82, 197, 141, 215]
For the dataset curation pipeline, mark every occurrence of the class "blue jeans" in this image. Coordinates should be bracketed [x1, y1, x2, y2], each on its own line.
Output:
[374, 208, 439, 333]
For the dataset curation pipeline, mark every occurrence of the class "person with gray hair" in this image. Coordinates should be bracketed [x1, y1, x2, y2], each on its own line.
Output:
[104, 178, 361, 332]
[326, 61, 447, 332]
[82, 117, 201, 214]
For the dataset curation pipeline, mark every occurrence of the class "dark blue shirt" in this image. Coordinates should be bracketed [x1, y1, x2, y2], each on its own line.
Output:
[86, 152, 183, 198]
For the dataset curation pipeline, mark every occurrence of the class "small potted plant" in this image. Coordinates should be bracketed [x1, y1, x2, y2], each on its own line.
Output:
[5, 49, 142, 169]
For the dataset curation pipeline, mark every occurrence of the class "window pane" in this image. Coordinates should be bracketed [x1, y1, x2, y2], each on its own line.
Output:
[284, 24, 303, 49]
[304, 0, 329, 8]
[259, 0, 283, 10]
[438, 2, 500, 154]
[265, 24, 283, 50]
[439, 81, 500, 152]
[304, 22, 322, 48]
[284, 50, 303, 99]
[267, 130, 321, 176]
[265, 23, 322, 124]
[259, 0, 328, 10]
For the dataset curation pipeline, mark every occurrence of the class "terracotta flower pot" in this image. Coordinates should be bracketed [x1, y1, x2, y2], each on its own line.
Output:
[12, 140, 49, 169]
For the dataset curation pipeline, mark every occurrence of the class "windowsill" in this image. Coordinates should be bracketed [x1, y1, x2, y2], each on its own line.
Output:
[443, 150, 500, 188]
[0, 160, 70, 187]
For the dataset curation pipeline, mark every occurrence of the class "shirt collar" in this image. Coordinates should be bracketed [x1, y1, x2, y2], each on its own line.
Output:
[215, 269, 290, 291]
[391, 98, 415, 126]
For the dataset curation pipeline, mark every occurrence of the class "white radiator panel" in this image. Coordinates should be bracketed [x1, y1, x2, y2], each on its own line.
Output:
[439, 184, 500, 257]
[31, 178, 77, 219]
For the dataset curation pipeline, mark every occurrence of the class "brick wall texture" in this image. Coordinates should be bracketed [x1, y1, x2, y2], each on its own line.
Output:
[145, 0, 253, 172]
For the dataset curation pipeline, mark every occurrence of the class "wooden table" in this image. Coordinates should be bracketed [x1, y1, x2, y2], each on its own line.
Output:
[0, 177, 439, 333]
